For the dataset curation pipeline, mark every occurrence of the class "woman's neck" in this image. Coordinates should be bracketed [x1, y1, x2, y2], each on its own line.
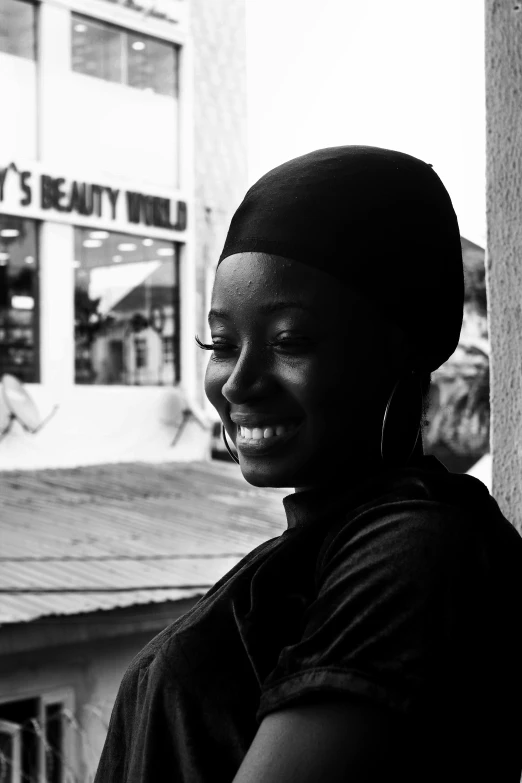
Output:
[294, 437, 425, 494]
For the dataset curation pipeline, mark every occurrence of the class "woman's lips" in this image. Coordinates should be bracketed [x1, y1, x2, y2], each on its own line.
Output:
[235, 420, 302, 455]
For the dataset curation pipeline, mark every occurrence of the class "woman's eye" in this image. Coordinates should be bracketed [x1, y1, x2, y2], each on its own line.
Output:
[270, 336, 312, 353]
[212, 342, 235, 352]
[194, 335, 236, 354]
[195, 333, 311, 356]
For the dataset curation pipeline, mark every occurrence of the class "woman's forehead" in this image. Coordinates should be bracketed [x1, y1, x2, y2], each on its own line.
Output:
[211, 252, 392, 327]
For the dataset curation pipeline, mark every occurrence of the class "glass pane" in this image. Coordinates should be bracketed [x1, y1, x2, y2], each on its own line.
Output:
[71, 15, 123, 83]
[0, 216, 39, 383]
[74, 229, 179, 385]
[127, 33, 177, 97]
[0, 0, 36, 60]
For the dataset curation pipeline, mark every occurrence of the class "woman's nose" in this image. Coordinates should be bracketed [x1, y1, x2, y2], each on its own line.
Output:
[221, 350, 268, 404]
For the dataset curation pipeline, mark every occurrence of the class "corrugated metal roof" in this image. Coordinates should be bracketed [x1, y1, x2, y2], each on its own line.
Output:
[0, 460, 288, 624]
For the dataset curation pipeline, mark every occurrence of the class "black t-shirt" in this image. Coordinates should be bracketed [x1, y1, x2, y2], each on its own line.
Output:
[94, 456, 522, 782]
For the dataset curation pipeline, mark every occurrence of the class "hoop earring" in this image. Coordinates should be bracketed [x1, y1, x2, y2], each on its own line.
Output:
[222, 424, 240, 464]
[380, 371, 423, 466]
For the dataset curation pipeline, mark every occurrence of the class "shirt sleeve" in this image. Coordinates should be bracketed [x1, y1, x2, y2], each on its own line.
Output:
[256, 501, 481, 722]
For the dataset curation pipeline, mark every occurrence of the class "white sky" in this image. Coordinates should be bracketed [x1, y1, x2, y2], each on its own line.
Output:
[246, 0, 486, 247]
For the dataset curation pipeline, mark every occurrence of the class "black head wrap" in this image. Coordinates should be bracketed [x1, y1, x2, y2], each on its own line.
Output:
[218, 145, 464, 373]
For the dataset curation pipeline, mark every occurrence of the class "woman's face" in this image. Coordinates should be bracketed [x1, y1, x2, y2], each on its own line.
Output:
[204, 252, 412, 489]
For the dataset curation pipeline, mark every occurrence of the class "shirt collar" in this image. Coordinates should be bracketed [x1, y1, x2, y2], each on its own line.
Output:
[282, 455, 448, 531]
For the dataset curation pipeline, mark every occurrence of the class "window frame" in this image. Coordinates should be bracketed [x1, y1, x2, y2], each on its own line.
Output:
[73, 227, 181, 387]
[70, 12, 179, 97]
[0, 688, 74, 783]
[0, 719, 22, 783]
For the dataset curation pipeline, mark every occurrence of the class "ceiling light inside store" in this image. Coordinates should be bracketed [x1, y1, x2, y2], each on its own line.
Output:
[142, 238, 154, 247]
[24, 256, 35, 265]
[117, 243, 137, 251]
[113, 255, 123, 263]
[74, 24, 87, 32]
[132, 41, 146, 50]
[83, 239, 103, 248]
[0, 229, 19, 238]
[157, 247, 174, 256]
[89, 231, 109, 239]
[12, 295, 34, 310]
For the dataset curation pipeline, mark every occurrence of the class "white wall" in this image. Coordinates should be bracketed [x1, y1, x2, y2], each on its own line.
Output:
[0, 383, 210, 469]
[52, 73, 179, 188]
[0, 53, 37, 160]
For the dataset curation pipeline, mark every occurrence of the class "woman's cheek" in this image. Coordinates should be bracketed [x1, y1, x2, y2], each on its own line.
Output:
[204, 361, 226, 409]
[297, 352, 347, 406]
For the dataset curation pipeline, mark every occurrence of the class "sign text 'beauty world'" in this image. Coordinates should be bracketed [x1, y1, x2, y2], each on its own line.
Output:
[0, 163, 187, 231]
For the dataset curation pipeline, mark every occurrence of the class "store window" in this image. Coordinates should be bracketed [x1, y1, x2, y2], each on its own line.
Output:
[71, 14, 179, 97]
[0, 0, 37, 60]
[0, 216, 39, 383]
[74, 228, 180, 385]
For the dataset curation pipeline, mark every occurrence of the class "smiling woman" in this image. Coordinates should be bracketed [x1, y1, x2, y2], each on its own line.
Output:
[94, 147, 522, 783]
[202, 251, 427, 489]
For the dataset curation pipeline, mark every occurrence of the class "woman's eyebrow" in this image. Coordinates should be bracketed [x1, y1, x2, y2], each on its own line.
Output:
[260, 301, 317, 315]
[208, 301, 316, 322]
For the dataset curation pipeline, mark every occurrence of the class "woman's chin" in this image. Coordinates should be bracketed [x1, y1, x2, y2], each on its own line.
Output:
[237, 458, 301, 489]
[237, 451, 323, 489]
[239, 466, 288, 488]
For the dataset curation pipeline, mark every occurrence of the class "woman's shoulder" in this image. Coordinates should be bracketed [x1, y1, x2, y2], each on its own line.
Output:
[317, 456, 520, 574]
[116, 536, 290, 692]
[117, 623, 178, 695]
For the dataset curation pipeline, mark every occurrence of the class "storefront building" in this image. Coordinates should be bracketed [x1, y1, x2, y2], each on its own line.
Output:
[0, 0, 247, 468]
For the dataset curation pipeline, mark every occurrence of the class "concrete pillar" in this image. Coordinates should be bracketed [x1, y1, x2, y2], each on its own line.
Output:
[178, 36, 199, 406]
[485, 1, 522, 531]
[36, 0, 71, 164]
[39, 222, 75, 390]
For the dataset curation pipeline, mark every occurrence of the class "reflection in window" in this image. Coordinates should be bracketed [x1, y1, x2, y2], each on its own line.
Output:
[71, 14, 179, 97]
[70, 16, 122, 83]
[0, 0, 37, 60]
[74, 228, 180, 385]
[0, 216, 39, 383]
[127, 34, 177, 97]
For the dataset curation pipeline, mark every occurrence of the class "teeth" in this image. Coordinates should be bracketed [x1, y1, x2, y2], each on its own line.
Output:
[238, 423, 297, 440]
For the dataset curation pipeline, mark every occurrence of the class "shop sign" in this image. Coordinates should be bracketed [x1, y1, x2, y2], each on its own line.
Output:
[0, 162, 187, 231]
[101, 0, 181, 24]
